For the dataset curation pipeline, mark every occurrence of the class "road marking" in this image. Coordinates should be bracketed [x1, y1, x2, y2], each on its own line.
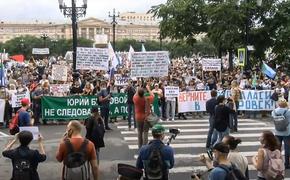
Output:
[124, 133, 262, 141]
[121, 127, 274, 135]
[0, 131, 10, 137]
[117, 122, 265, 129]
[134, 151, 285, 159]
[169, 165, 257, 173]
[128, 141, 260, 150]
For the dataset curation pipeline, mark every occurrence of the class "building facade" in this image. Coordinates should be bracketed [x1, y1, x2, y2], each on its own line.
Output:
[0, 16, 160, 43]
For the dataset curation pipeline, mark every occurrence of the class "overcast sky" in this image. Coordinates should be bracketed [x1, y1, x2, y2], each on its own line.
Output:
[0, 0, 166, 22]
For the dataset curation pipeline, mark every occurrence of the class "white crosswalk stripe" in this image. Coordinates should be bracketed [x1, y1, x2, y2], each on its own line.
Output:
[117, 118, 278, 178]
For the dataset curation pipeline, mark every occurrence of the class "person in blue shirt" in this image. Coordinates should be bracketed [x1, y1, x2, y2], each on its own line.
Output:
[136, 124, 174, 180]
[18, 98, 32, 127]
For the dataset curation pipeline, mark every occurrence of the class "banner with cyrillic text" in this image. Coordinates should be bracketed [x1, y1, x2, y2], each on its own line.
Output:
[41, 94, 128, 120]
[164, 86, 179, 98]
[52, 65, 67, 81]
[114, 74, 129, 86]
[11, 91, 30, 108]
[76, 47, 109, 70]
[131, 51, 169, 78]
[32, 48, 50, 55]
[178, 90, 275, 112]
[202, 58, 221, 71]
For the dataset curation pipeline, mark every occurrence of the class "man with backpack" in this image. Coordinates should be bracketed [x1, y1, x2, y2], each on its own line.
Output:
[193, 142, 246, 180]
[136, 124, 174, 180]
[56, 120, 99, 180]
[85, 106, 105, 164]
[2, 131, 46, 180]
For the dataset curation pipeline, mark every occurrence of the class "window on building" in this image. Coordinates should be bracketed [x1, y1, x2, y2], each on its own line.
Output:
[81, 28, 86, 38]
[89, 28, 94, 39]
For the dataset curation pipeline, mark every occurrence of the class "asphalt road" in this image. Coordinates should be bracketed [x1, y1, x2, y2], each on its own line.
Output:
[0, 117, 290, 180]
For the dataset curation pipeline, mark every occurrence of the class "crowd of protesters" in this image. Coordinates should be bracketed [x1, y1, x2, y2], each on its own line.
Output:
[1, 54, 290, 180]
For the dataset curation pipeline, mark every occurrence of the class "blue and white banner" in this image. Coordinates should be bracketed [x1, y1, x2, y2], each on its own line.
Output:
[178, 90, 275, 112]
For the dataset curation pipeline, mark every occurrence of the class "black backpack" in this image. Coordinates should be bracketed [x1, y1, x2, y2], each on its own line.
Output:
[145, 143, 164, 180]
[63, 139, 90, 180]
[13, 149, 34, 180]
[218, 164, 247, 180]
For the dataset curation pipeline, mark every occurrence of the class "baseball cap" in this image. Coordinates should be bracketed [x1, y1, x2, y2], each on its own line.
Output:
[213, 142, 230, 154]
[21, 98, 30, 106]
[152, 124, 165, 134]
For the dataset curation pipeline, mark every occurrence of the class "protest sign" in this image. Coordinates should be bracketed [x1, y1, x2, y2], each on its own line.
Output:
[114, 74, 129, 86]
[42, 93, 128, 120]
[50, 84, 70, 96]
[0, 99, 5, 123]
[32, 48, 50, 55]
[131, 51, 169, 78]
[76, 47, 109, 70]
[178, 90, 275, 112]
[202, 58, 221, 71]
[52, 65, 67, 81]
[164, 86, 179, 98]
[11, 91, 30, 108]
[20, 127, 39, 140]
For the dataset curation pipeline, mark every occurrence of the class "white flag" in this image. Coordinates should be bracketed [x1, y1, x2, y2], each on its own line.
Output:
[108, 42, 119, 69]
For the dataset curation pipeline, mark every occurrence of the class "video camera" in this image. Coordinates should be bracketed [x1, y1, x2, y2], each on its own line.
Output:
[166, 128, 180, 145]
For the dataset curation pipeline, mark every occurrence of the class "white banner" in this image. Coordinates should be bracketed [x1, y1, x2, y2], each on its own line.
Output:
[95, 34, 108, 44]
[0, 99, 5, 123]
[50, 84, 70, 96]
[52, 65, 67, 82]
[178, 90, 275, 112]
[11, 91, 30, 108]
[76, 47, 109, 70]
[114, 74, 129, 86]
[32, 48, 50, 55]
[165, 86, 180, 98]
[131, 51, 169, 78]
[202, 58, 221, 71]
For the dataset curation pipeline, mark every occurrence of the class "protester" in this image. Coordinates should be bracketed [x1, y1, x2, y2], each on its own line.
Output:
[152, 83, 163, 120]
[18, 98, 33, 127]
[85, 106, 105, 164]
[98, 81, 112, 130]
[2, 131, 46, 180]
[230, 80, 241, 132]
[252, 131, 285, 180]
[205, 90, 218, 149]
[136, 124, 174, 180]
[56, 120, 99, 180]
[212, 95, 236, 146]
[133, 84, 154, 149]
[31, 84, 43, 125]
[222, 135, 249, 178]
[125, 80, 136, 130]
[271, 100, 290, 169]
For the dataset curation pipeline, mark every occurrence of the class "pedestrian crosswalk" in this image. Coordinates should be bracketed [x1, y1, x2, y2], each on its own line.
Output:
[117, 118, 276, 179]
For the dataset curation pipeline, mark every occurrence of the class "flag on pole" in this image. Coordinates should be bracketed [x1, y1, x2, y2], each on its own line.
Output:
[108, 42, 119, 69]
[262, 61, 276, 79]
[127, 45, 135, 68]
[10, 54, 25, 62]
[141, 44, 146, 52]
[0, 63, 7, 87]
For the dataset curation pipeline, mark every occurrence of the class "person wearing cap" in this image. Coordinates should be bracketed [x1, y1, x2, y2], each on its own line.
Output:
[195, 142, 245, 180]
[18, 98, 32, 127]
[31, 84, 43, 125]
[136, 124, 174, 180]
[85, 106, 105, 164]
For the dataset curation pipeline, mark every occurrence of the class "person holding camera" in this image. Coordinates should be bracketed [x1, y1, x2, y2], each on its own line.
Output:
[98, 81, 112, 130]
[193, 142, 246, 180]
[136, 124, 174, 180]
[56, 120, 99, 180]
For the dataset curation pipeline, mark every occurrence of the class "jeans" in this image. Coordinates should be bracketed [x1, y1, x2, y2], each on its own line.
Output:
[166, 100, 176, 120]
[212, 128, 229, 146]
[127, 104, 136, 128]
[100, 107, 110, 129]
[136, 121, 150, 148]
[233, 101, 239, 130]
[206, 115, 215, 148]
[276, 135, 290, 167]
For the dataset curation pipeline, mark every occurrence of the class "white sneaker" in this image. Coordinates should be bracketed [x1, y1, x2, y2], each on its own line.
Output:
[171, 118, 175, 121]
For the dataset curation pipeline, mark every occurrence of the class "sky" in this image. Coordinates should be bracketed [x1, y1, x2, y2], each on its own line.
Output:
[0, 0, 166, 22]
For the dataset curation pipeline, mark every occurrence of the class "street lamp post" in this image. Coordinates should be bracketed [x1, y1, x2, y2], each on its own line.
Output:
[40, 34, 49, 48]
[109, 9, 119, 51]
[51, 39, 58, 55]
[58, 0, 87, 71]
[19, 39, 25, 55]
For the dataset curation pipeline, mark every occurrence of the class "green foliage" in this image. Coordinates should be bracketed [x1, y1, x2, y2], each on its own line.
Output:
[1, 36, 93, 58]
